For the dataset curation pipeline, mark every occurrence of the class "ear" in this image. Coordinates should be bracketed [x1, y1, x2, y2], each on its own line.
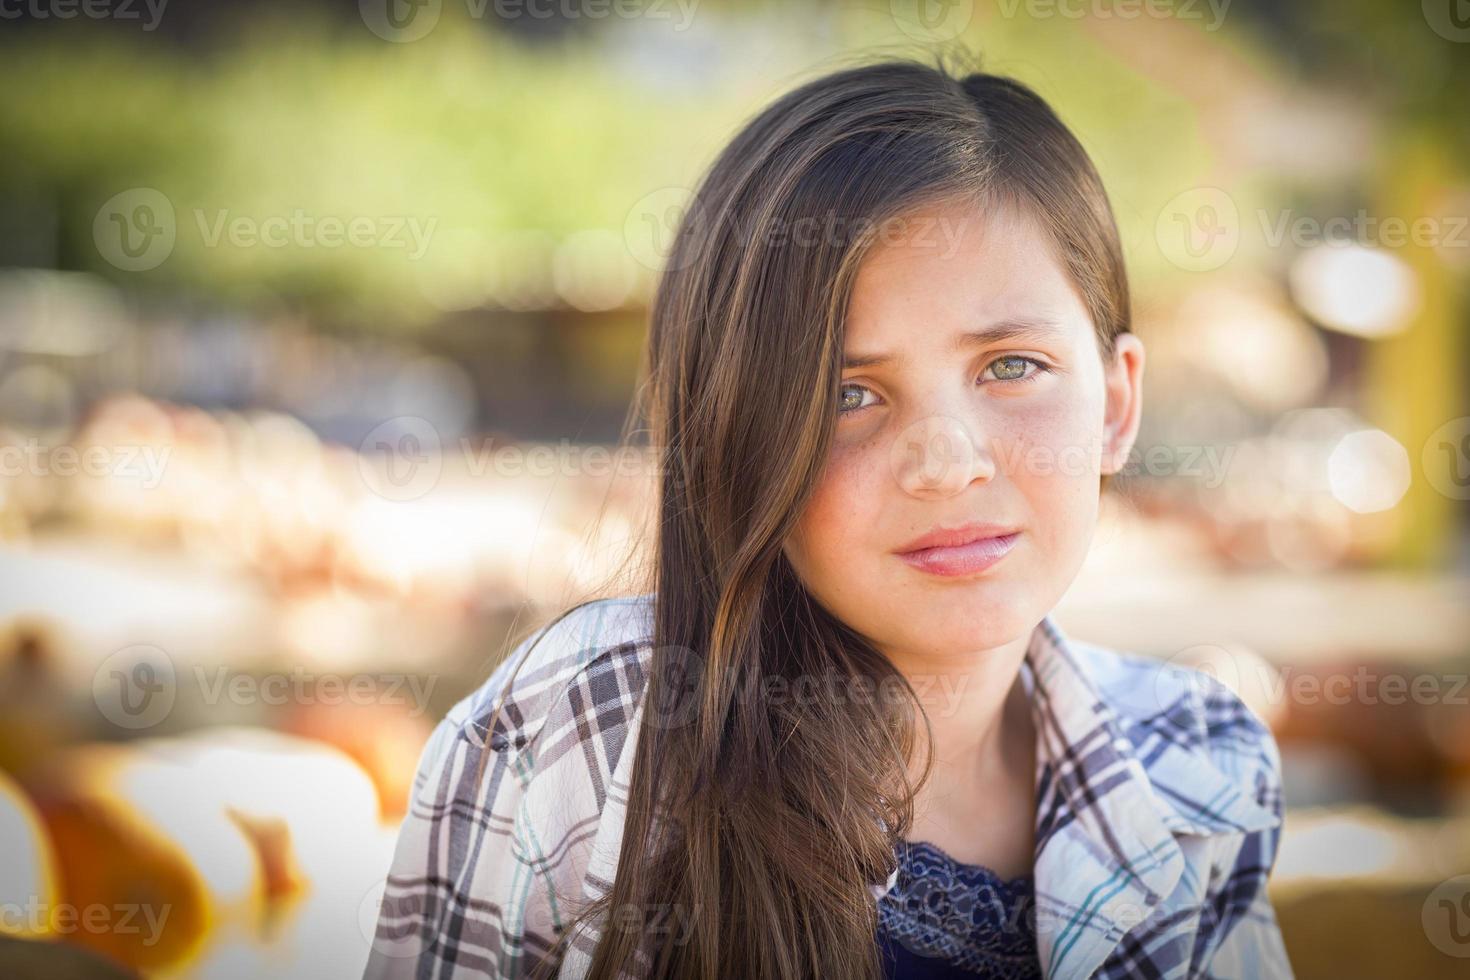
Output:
[1100, 333, 1145, 476]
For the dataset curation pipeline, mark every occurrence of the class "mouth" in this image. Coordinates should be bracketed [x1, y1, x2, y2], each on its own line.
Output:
[893, 529, 1021, 578]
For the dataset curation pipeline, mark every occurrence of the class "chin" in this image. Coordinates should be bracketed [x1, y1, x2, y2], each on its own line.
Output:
[929, 575, 1029, 611]
[871, 613, 1021, 661]
[914, 589, 1035, 646]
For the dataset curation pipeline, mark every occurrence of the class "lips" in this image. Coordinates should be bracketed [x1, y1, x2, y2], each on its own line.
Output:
[895, 522, 1020, 554]
[894, 524, 1021, 578]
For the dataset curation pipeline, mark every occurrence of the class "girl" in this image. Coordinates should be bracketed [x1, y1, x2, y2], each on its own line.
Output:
[367, 54, 1292, 980]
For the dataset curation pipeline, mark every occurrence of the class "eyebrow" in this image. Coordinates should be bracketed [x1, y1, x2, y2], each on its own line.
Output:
[841, 316, 1067, 370]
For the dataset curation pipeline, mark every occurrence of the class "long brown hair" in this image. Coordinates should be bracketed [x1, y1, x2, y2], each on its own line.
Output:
[510, 50, 1133, 979]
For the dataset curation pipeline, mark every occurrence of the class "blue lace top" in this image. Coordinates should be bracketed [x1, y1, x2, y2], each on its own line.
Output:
[877, 839, 1042, 979]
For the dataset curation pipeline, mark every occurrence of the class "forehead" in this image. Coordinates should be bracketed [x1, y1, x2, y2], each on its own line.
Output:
[844, 197, 1090, 351]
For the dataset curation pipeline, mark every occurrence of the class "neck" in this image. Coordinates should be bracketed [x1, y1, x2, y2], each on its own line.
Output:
[885, 629, 1035, 789]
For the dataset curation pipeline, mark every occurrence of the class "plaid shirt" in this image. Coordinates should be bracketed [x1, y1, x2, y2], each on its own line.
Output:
[365, 595, 1293, 980]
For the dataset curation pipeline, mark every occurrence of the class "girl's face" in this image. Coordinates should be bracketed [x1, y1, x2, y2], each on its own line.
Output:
[782, 198, 1145, 663]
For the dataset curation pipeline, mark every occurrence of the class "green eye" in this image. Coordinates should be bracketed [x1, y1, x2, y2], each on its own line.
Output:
[990, 356, 1029, 381]
[985, 356, 1050, 384]
[838, 383, 870, 414]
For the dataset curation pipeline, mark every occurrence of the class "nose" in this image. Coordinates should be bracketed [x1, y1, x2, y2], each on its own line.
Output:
[888, 411, 996, 499]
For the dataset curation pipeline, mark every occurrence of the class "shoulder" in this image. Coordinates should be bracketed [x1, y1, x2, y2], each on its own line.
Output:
[447, 592, 657, 757]
[399, 592, 657, 818]
[1069, 638, 1284, 820]
[1067, 641, 1294, 976]
[367, 596, 658, 975]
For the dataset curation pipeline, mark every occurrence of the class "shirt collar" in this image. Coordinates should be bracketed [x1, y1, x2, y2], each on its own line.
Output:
[1019, 612, 1278, 979]
[867, 613, 1278, 977]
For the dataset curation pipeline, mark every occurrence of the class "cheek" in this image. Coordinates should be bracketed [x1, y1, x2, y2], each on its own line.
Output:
[997, 382, 1104, 480]
[999, 393, 1104, 552]
[789, 441, 887, 575]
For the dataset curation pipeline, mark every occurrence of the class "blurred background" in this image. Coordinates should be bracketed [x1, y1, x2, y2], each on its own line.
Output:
[0, 1, 1467, 977]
